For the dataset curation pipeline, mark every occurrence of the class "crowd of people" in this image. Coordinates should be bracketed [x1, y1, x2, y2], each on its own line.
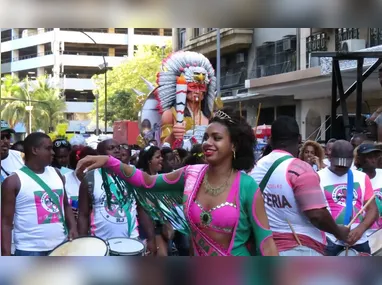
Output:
[1, 106, 382, 256]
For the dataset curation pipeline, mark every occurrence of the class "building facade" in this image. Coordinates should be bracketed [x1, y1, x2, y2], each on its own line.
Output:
[173, 28, 382, 141]
[1, 28, 172, 133]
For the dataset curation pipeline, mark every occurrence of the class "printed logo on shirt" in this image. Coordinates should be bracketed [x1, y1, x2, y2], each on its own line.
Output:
[374, 189, 382, 203]
[33, 189, 64, 224]
[323, 182, 363, 225]
[373, 189, 382, 228]
[330, 185, 359, 207]
[99, 191, 127, 224]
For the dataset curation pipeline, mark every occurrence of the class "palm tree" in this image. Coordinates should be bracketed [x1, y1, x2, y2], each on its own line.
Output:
[31, 76, 67, 132]
[1, 75, 31, 129]
[1, 75, 67, 133]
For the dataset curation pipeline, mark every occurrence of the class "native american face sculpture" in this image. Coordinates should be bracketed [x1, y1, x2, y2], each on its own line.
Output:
[135, 51, 219, 148]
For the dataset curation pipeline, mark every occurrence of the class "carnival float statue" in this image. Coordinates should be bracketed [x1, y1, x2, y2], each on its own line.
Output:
[135, 51, 221, 149]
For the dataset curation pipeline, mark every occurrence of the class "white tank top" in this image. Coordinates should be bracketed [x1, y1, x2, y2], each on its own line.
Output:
[252, 151, 326, 244]
[91, 169, 139, 240]
[13, 166, 67, 251]
[1, 150, 24, 181]
[318, 167, 369, 245]
[64, 170, 80, 203]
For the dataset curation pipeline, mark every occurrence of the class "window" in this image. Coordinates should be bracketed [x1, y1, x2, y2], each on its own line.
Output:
[66, 113, 75, 121]
[207, 28, 214, 32]
[178, 28, 186, 49]
[193, 28, 200, 38]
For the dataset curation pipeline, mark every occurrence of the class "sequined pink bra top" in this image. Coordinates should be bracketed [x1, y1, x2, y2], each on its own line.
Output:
[189, 171, 240, 234]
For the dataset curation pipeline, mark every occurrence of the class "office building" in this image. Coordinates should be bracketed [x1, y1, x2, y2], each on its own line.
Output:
[173, 28, 382, 141]
[1, 28, 172, 133]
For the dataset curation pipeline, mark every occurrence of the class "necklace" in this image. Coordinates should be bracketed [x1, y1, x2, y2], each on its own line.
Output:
[202, 169, 233, 196]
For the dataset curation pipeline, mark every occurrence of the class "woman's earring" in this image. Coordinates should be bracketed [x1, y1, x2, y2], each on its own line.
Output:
[233, 150, 236, 160]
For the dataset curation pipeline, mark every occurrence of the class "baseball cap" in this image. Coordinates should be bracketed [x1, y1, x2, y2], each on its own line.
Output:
[357, 144, 382, 155]
[1, 120, 15, 134]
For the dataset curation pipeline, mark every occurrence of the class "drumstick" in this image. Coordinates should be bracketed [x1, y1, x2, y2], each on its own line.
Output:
[287, 219, 302, 246]
[345, 246, 349, 256]
[335, 194, 376, 243]
[346, 194, 376, 228]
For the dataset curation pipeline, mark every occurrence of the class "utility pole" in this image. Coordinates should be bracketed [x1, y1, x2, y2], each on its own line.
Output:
[216, 28, 221, 97]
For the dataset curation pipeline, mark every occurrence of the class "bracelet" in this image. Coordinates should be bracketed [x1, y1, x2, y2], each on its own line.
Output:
[120, 163, 136, 178]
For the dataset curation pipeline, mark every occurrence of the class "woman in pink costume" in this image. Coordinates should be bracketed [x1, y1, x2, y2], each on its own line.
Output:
[77, 108, 278, 256]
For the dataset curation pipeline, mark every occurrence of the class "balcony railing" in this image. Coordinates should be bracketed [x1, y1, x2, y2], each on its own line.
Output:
[61, 28, 108, 33]
[335, 28, 359, 50]
[255, 60, 297, 78]
[1, 51, 53, 63]
[64, 73, 95, 79]
[62, 50, 108, 57]
[370, 28, 382, 47]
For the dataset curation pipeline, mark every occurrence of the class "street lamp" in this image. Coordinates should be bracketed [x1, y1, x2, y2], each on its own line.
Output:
[78, 31, 108, 135]
[25, 105, 33, 134]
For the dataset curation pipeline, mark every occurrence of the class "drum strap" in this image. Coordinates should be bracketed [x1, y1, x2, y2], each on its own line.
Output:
[99, 169, 134, 237]
[259, 155, 293, 193]
[344, 169, 354, 226]
[20, 166, 68, 235]
[85, 169, 95, 210]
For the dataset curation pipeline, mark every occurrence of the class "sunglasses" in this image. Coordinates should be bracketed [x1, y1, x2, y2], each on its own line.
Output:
[120, 144, 129, 150]
[54, 140, 69, 148]
[1, 133, 11, 141]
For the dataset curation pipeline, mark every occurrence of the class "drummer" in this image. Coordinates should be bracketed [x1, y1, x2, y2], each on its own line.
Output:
[1, 132, 78, 256]
[77, 139, 158, 255]
[318, 140, 378, 256]
[354, 144, 382, 237]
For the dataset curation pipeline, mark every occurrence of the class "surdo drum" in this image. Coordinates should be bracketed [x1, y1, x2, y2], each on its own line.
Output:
[336, 248, 372, 256]
[368, 229, 382, 256]
[107, 238, 146, 256]
[49, 236, 109, 256]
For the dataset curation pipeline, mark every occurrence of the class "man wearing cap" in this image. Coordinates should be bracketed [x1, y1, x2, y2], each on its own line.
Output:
[355, 144, 382, 240]
[318, 140, 378, 256]
[1, 120, 25, 256]
[1, 121, 24, 182]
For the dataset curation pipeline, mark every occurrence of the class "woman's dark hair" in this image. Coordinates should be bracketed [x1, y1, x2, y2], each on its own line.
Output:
[52, 139, 71, 151]
[209, 107, 256, 172]
[183, 144, 205, 166]
[161, 147, 174, 173]
[174, 148, 188, 161]
[68, 146, 97, 170]
[161, 147, 173, 157]
[136, 145, 161, 173]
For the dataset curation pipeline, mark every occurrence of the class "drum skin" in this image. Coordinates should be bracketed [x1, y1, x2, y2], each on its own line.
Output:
[49, 236, 109, 256]
[337, 249, 371, 256]
[107, 238, 145, 256]
[368, 229, 382, 256]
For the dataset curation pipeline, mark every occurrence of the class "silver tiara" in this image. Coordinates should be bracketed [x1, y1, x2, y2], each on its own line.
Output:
[214, 110, 234, 123]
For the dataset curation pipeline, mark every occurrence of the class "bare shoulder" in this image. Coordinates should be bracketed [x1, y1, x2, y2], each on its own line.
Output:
[161, 109, 174, 125]
[2, 173, 21, 192]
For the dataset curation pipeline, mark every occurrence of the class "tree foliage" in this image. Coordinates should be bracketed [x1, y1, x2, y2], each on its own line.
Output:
[92, 43, 172, 123]
[0, 75, 66, 132]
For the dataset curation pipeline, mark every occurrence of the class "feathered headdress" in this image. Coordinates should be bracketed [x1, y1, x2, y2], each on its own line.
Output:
[155, 51, 217, 114]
